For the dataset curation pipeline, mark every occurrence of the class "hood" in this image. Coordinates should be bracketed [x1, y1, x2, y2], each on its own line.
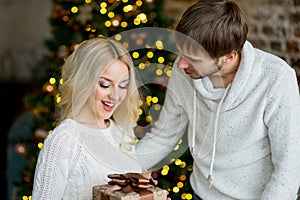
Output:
[194, 41, 261, 111]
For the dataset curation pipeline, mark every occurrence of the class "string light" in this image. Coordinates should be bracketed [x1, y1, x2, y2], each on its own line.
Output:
[132, 51, 139, 59]
[71, 6, 78, 13]
[138, 63, 145, 69]
[156, 69, 163, 76]
[121, 21, 128, 28]
[136, 0, 143, 6]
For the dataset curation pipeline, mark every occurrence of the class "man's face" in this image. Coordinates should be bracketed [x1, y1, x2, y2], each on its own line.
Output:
[177, 47, 221, 79]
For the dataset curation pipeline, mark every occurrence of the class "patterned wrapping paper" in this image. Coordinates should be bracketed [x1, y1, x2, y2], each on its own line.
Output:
[93, 184, 168, 200]
[92, 172, 168, 200]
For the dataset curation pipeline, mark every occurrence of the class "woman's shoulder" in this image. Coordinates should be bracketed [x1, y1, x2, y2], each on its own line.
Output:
[44, 119, 80, 146]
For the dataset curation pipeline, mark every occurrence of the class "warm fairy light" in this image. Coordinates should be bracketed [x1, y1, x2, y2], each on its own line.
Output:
[181, 193, 187, 199]
[156, 40, 164, 50]
[186, 193, 193, 200]
[146, 96, 152, 102]
[161, 169, 168, 175]
[100, 2, 107, 8]
[59, 78, 63, 85]
[156, 69, 163, 76]
[147, 51, 153, 58]
[138, 63, 145, 69]
[135, 38, 143, 46]
[173, 144, 180, 150]
[153, 104, 161, 110]
[178, 139, 183, 144]
[123, 5, 133, 12]
[38, 142, 43, 149]
[112, 19, 119, 26]
[122, 0, 128, 3]
[49, 77, 56, 85]
[177, 182, 184, 188]
[138, 108, 143, 115]
[179, 175, 187, 181]
[157, 64, 164, 69]
[56, 96, 61, 104]
[115, 34, 122, 41]
[86, 24, 92, 32]
[132, 51, 139, 59]
[158, 56, 164, 63]
[45, 84, 54, 92]
[85, 0, 92, 3]
[71, 6, 78, 13]
[136, 0, 142, 6]
[108, 12, 115, 18]
[100, 8, 107, 14]
[121, 21, 128, 28]
[105, 20, 112, 27]
[175, 158, 182, 165]
[138, 13, 147, 21]
[22, 196, 32, 200]
[187, 165, 193, 171]
[152, 96, 158, 103]
[166, 69, 172, 77]
[145, 115, 152, 122]
[134, 18, 141, 25]
[145, 61, 151, 66]
[62, 15, 70, 22]
[173, 186, 179, 193]
[180, 161, 186, 168]
[163, 165, 170, 170]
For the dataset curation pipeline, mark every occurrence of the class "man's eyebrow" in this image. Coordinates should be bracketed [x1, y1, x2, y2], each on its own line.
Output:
[180, 53, 202, 62]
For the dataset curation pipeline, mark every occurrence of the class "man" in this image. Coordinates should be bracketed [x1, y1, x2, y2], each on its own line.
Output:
[136, 0, 300, 199]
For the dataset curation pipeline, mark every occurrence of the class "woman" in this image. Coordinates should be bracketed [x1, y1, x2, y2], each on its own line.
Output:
[32, 37, 143, 199]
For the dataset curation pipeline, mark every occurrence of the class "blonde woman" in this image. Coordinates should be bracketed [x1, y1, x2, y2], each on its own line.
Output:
[32, 38, 143, 199]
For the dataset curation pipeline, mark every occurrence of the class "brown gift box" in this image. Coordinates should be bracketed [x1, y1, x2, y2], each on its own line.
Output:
[92, 172, 168, 200]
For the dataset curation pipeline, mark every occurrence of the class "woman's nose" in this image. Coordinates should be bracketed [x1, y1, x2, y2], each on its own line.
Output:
[109, 87, 120, 101]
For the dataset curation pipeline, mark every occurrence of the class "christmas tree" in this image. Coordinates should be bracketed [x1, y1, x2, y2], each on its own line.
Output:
[14, 0, 194, 199]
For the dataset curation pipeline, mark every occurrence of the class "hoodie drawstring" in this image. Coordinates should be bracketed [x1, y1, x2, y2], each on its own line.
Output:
[192, 82, 231, 188]
[208, 83, 231, 188]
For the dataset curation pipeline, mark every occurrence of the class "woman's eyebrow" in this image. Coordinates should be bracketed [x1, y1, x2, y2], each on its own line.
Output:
[99, 76, 129, 83]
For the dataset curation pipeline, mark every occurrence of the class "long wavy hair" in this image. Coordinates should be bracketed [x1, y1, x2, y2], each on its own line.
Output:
[57, 37, 140, 136]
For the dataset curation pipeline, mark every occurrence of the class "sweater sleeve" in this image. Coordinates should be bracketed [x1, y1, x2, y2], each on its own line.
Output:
[135, 67, 189, 170]
[32, 127, 79, 200]
[261, 68, 300, 200]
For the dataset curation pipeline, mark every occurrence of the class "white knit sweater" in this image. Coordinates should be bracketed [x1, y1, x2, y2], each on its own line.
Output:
[136, 41, 300, 199]
[32, 119, 142, 200]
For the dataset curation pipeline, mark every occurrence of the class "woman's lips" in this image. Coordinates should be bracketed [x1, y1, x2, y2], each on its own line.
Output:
[101, 100, 115, 112]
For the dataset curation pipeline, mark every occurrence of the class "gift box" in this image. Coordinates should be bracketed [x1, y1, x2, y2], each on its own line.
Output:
[93, 172, 168, 200]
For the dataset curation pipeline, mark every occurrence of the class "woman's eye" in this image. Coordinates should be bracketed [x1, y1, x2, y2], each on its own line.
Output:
[99, 83, 110, 88]
[119, 84, 128, 89]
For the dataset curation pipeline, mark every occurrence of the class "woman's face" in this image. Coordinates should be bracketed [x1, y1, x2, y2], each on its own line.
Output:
[85, 59, 129, 122]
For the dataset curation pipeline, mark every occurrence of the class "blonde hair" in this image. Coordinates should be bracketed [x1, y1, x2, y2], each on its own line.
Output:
[57, 37, 140, 135]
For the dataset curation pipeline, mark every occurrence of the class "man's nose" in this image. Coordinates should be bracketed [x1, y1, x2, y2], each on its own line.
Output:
[177, 57, 189, 69]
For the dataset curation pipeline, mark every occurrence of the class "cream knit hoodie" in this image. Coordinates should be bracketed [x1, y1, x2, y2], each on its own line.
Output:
[136, 41, 300, 200]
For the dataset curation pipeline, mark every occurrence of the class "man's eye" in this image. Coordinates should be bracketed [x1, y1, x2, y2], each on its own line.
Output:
[99, 83, 110, 88]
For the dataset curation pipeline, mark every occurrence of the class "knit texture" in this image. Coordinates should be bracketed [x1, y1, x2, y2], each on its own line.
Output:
[32, 119, 142, 200]
[136, 41, 300, 200]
